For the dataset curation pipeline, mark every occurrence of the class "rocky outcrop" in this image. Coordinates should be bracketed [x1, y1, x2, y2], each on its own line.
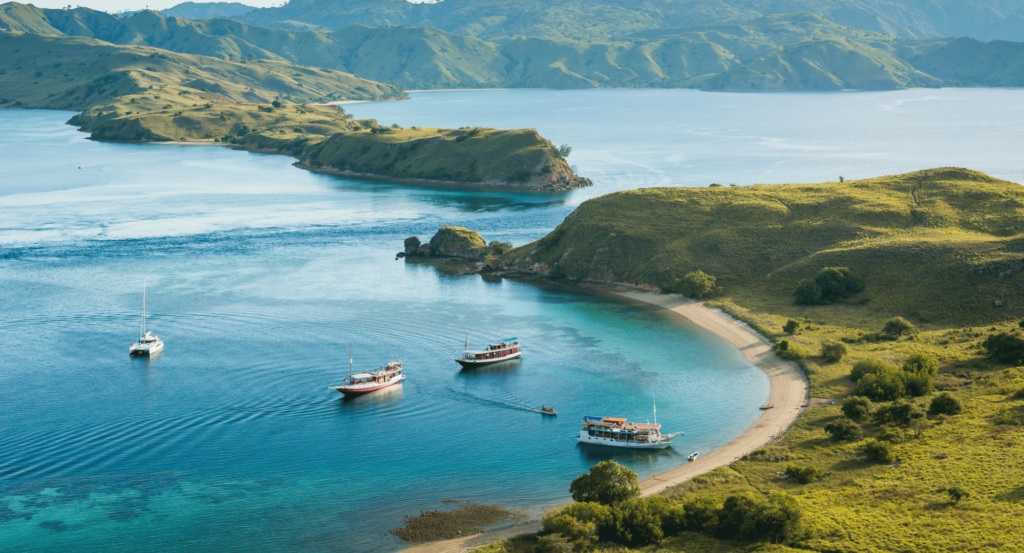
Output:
[401, 225, 489, 260]
[404, 236, 421, 255]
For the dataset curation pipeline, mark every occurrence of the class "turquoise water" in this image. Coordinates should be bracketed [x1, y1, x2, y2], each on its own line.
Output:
[2, 88, 1023, 552]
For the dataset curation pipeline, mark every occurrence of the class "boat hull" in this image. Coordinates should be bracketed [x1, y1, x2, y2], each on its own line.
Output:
[333, 375, 405, 397]
[455, 350, 522, 368]
[577, 430, 674, 449]
[130, 342, 164, 356]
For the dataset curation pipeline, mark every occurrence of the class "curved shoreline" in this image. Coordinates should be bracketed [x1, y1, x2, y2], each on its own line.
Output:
[403, 290, 809, 553]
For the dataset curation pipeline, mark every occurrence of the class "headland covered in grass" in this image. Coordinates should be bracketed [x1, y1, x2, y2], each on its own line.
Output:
[0, 30, 589, 190]
[431, 168, 1024, 552]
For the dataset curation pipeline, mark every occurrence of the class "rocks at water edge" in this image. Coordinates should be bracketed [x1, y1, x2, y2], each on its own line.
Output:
[404, 236, 421, 255]
[400, 225, 495, 261]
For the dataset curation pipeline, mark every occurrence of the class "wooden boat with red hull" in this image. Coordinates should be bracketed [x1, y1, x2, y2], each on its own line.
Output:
[456, 337, 522, 368]
[329, 346, 405, 397]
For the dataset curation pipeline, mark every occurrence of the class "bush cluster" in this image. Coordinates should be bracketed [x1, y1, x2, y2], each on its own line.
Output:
[774, 340, 808, 361]
[665, 271, 721, 299]
[983, 332, 1024, 363]
[784, 464, 821, 484]
[794, 267, 865, 305]
[820, 341, 849, 362]
[824, 417, 860, 441]
[543, 493, 803, 550]
[863, 438, 896, 463]
[850, 353, 936, 401]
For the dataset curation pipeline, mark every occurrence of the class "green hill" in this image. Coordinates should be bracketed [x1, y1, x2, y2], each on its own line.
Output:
[160, 2, 255, 20]
[237, 0, 1024, 42]
[0, 29, 401, 111]
[506, 168, 1024, 325]
[911, 37, 1024, 87]
[701, 36, 942, 90]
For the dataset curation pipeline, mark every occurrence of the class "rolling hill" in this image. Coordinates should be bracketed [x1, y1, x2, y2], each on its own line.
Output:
[505, 168, 1024, 325]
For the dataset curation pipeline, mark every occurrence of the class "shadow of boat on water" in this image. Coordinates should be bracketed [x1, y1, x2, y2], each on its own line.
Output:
[575, 441, 684, 467]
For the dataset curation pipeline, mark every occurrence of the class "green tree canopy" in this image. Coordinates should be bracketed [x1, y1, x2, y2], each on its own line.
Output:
[863, 439, 896, 463]
[794, 267, 865, 305]
[569, 461, 641, 506]
[983, 332, 1024, 363]
[667, 270, 722, 299]
[854, 366, 907, 401]
[902, 353, 938, 376]
[824, 417, 860, 441]
[883, 316, 915, 337]
[929, 392, 963, 416]
[841, 397, 871, 422]
[612, 498, 664, 547]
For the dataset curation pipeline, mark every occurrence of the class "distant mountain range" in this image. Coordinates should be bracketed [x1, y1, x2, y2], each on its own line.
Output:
[235, 0, 1024, 42]
[2, 2, 1023, 91]
[113, 2, 255, 21]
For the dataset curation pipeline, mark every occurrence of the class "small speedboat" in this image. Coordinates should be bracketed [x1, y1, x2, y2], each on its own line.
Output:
[688, 451, 699, 461]
[540, 406, 557, 416]
[759, 404, 774, 410]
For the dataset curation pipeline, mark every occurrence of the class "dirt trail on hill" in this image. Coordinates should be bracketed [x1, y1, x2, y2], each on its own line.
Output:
[403, 292, 809, 553]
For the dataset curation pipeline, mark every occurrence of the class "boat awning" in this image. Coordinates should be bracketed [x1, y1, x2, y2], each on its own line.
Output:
[351, 372, 376, 379]
[603, 417, 627, 423]
[583, 416, 604, 421]
[633, 424, 661, 430]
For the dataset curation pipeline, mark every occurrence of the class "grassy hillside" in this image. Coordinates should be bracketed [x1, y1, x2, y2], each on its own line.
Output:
[506, 168, 1024, 326]
[236, 0, 1024, 42]
[0, 29, 401, 111]
[4, 5, 1023, 91]
[482, 169, 1024, 552]
[701, 36, 942, 90]
[912, 37, 1024, 87]
[160, 2, 255, 20]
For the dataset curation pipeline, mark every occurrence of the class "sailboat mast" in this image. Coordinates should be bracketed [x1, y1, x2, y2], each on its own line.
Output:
[653, 396, 658, 427]
[142, 279, 146, 337]
[349, 344, 353, 379]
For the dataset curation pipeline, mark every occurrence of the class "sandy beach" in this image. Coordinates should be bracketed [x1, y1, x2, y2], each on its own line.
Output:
[403, 291, 809, 553]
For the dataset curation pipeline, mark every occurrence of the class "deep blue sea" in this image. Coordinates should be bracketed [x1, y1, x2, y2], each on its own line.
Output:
[2, 88, 1022, 553]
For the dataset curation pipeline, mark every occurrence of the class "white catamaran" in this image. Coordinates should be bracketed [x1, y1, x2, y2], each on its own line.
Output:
[129, 280, 163, 356]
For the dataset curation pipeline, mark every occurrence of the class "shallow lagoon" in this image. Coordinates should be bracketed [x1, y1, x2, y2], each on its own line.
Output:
[2, 88, 1023, 552]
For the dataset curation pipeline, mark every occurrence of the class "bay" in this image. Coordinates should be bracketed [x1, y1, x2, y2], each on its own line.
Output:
[2, 87, 1023, 553]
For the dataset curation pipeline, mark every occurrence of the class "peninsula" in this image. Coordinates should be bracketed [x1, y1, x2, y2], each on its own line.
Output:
[0, 30, 589, 190]
[412, 168, 1024, 552]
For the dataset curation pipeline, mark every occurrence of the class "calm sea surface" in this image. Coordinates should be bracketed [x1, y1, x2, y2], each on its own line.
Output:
[2, 89, 1022, 553]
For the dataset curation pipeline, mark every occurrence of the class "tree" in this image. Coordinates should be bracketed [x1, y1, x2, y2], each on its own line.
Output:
[883, 317, 915, 337]
[902, 371, 935, 397]
[534, 533, 575, 553]
[612, 498, 664, 547]
[271, 100, 282, 108]
[982, 332, 1024, 363]
[716, 493, 803, 543]
[824, 418, 860, 441]
[488, 240, 513, 255]
[794, 267, 865, 305]
[872, 399, 923, 426]
[850, 358, 894, 381]
[785, 464, 821, 484]
[854, 367, 907, 401]
[774, 340, 808, 361]
[820, 341, 849, 363]
[909, 417, 931, 438]
[647, 496, 685, 536]
[783, 319, 800, 334]
[569, 461, 641, 506]
[902, 353, 938, 376]
[542, 513, 599, 552]
[841, 397, 871, 422]
[863, 439, 896, 463]
[681, 496, 720, 532]
[946, 486, 970, 504]
[839, 176, 845, 183]
[560, 502, 615, 542]
[668, 271, 721, 299]
[556, 143, 572, 159]
[929, 392, 963, 416]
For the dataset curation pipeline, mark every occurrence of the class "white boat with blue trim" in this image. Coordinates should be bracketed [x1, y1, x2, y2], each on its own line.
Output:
[455, 336, 523, 368]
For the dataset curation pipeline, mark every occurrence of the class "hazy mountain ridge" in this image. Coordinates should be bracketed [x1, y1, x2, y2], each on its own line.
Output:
[4, 4, 1024, 90]
[236, 0, 1024, 42]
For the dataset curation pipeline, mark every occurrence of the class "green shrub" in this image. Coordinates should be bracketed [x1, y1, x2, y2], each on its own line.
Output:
[902, 353, 938, 376]
[488, 240, 513, 256]
[863, 439, 896, 463]
[882, 316, 915, 337]
[824, 418, 860, 441]
[841, 397, 871, 422]
[611, 498, 663, 547]
[715, 492, 803, 543]
[983, 332, 1024, 363]
[1011, 388, 1024, 400]
[647, 496, 685, 536]
[666, 271, 721, 299]
[774, 340, 808, 361]
[876, 425, 902, 443]
[784, 464, 821, 484]
[873, 399, 924, 426]
[946, 486, 970, 504]
[854, 367, 907, 401]
[850, 358, 894, 381]
[559, 502, 615, 542]
[783, 319, 800, 334]
[681, 496, 720, 532]
[569, 461, 641, 506]
[534, 533, 574, 553]
[794, 267, 865, 305]
[820, 341, 849, 363]
[902, 371, 935, 397]
[541, 513, 599, 552]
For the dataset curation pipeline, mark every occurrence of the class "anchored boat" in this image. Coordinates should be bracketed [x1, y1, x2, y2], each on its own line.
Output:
[455, 336, 523, 368]
[129, 280, 163, 357]
[330, 346, 405, 397]
[577, 398, 680, 449]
